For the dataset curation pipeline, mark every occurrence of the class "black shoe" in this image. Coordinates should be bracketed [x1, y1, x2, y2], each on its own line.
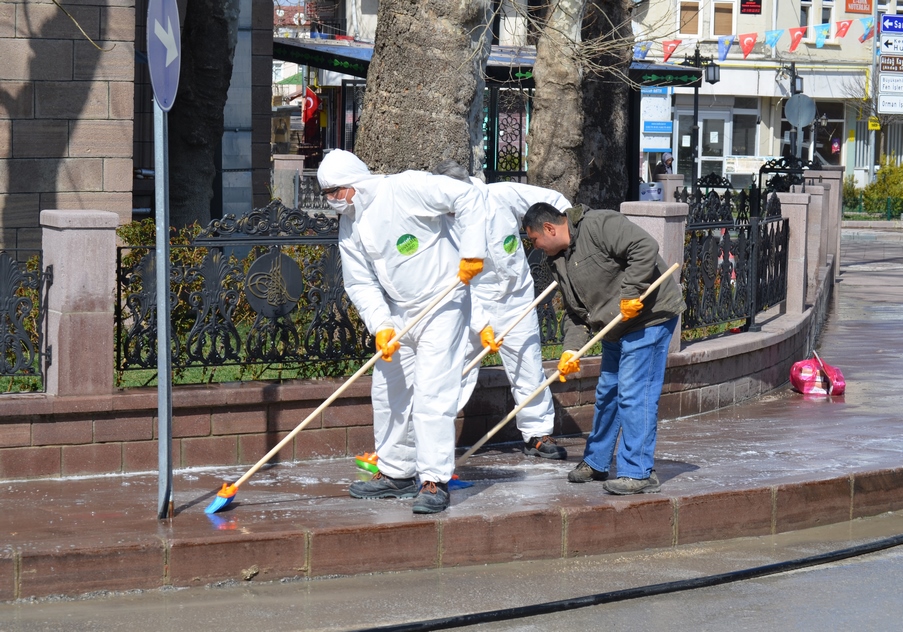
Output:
[412, 480, 450, 514]
[567, 460, 608, 483]
[523, 435, 567, 460]
[349, 472, 418, 499]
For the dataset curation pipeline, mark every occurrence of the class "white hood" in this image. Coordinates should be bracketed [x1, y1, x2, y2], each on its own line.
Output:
[317, 149, 385, 214]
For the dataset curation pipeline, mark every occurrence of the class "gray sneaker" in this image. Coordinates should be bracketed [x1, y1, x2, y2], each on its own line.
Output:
[412, 480, 450, 514]
[603, 471, 661, 495]
[349, 472, 419, 499]
[567, 460, 608, 483]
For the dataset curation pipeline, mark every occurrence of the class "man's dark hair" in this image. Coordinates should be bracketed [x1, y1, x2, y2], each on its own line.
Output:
[523, 202, 566, 233]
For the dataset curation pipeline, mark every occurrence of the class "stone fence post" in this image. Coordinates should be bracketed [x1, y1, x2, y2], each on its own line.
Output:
[653, 173, 684, 204]
[800, 184, 825, 302]
[776, 192, 809, 314]
[41, 210, 119, 397]
[620, 201, 688, 353]
[809, 166, 844, 281]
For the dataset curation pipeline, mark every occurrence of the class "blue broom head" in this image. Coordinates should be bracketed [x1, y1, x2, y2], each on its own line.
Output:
[205, 483, 237, 514]
[448, 475, 473, 489]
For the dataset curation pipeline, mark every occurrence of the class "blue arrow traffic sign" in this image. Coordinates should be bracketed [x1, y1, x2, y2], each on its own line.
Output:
[883, 15, 903, 34]
[147, 0, 181, 111]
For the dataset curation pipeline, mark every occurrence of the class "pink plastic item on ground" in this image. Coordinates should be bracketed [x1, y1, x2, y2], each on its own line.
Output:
[790, 351, 846, 396]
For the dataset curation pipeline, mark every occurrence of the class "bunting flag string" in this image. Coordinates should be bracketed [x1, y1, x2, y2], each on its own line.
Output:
[635, 17, 877, 61]
[836, 20, 853, 39]
[859, 17, 875, 43]
[738, 32, 758, 58]
[718, 35, 733, 61]
[788, 26, 807, 52]
[764, 29, 783, 49]
[814, 23, 831, 48]
[662, 39, 681, 63]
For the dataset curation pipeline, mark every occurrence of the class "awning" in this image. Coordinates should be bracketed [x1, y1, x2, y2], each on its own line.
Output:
[276, 71, 306, 85]
[273, 38, 536, 85]
[273, 39, 701, 89]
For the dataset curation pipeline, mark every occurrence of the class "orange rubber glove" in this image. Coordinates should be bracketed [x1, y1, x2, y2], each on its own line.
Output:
[480, 326, 502, 353]
[458, 258, 484, 285]
[557, 350, 580, 382]
[375, 328, 400, 361]
[620, 298, 644, 320]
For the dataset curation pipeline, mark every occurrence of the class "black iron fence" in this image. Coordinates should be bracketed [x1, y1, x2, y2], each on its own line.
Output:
[117, 165, 802, 382]
[0, 249, 51, 391]
[116, 202, 564, 384]
[680, 170, 788, 333]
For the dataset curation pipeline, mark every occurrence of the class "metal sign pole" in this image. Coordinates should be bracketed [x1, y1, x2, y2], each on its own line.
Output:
[154, 101, 174, 520]
[147, 0, 181, 520]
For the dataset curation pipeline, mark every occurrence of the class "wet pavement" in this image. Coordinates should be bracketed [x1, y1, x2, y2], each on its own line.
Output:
[2, 228, 903, 601]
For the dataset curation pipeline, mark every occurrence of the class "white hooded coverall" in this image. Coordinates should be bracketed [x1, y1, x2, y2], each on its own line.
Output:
[457, 180, 572, 442]
[318, 150, 488, 484]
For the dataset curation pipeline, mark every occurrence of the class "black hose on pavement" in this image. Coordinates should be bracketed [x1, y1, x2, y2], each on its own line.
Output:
[351, 532, 903, 632]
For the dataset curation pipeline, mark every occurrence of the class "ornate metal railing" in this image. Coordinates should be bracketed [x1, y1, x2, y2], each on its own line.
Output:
[116, 201, 374, 381]
[680, 174, 787, 333]
[116, 202, 565, 381]
[0, 249, 51, 390]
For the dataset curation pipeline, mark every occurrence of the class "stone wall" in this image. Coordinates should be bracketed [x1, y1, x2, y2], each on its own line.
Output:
[0, 0, 136, 247]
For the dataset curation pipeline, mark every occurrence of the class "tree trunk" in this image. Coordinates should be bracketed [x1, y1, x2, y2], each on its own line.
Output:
[167, 0, 240, 228]
[578, 0, 631, 209]
[526, 0, 586, 201]
[354, 0, 491, 174]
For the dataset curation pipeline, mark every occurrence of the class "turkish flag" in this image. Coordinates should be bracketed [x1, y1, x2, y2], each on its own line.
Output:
[739, 32, 758, 58]
[302, 87, 320, 125]
[836, 20, 853, 38]
[662, 39, 681, 62]
[788, 26, 807, 52]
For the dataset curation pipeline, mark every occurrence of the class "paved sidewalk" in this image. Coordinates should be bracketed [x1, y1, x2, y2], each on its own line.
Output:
[2, 228, 903, 601]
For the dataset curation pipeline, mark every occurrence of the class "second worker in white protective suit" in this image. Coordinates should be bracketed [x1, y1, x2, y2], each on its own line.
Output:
[317, 150, 487, 514]
[434, 160, 571, 459]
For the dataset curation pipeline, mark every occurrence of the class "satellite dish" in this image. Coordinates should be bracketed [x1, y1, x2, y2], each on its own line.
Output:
[785, 94, 816, 128]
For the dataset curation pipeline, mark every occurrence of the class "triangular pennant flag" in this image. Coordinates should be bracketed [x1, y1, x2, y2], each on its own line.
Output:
[765, 29, 784, 49]
[789, 26, 807, 52]
[634, 41, 651, 59]
[718, 35, 734, 61]
[739, 32, 757, 59]
[662, 39, 681, 63]
[814, 23, 831, 48]
[835, 20, 852, 39]
[859, 17, 875, 43]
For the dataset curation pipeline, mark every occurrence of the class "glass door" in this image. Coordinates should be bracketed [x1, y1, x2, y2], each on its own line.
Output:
[675, 111, 731, 184]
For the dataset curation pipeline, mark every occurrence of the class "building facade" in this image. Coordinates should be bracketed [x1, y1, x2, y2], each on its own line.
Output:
[633, 0, 901, 187]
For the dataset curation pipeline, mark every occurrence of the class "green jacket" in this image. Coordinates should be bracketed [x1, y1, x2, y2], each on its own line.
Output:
[545, 206, 685, 349]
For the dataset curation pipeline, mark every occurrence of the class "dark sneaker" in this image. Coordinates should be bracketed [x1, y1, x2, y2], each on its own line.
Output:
[567, 460, 608, 483]
[349, 472, 418, 499]
[603, 470, 661, 495]
[412, 480, 450, 514]
[523, 435, 568, 460]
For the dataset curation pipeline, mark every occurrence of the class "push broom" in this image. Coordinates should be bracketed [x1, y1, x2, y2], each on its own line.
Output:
[205, 277, 463, 514]
[355, 281, 560, 487]
[455, 263, 681, 468]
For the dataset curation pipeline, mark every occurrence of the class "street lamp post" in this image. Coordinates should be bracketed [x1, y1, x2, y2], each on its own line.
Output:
[786, 62, 804, 160]
[683, 44, 720, 184]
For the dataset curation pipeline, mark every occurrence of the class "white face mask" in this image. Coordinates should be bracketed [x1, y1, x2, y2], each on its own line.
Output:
[327, 196, 354, 215]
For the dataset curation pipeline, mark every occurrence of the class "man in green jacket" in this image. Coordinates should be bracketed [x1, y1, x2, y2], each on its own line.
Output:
[522, 203, 685, 494]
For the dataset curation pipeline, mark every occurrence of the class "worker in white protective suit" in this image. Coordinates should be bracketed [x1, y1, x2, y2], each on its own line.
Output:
[434, 160, 571, 459]
[317, 149, 487, 514]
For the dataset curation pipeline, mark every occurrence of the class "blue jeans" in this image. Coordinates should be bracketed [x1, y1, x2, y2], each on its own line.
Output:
[582, 317, 678, 480]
